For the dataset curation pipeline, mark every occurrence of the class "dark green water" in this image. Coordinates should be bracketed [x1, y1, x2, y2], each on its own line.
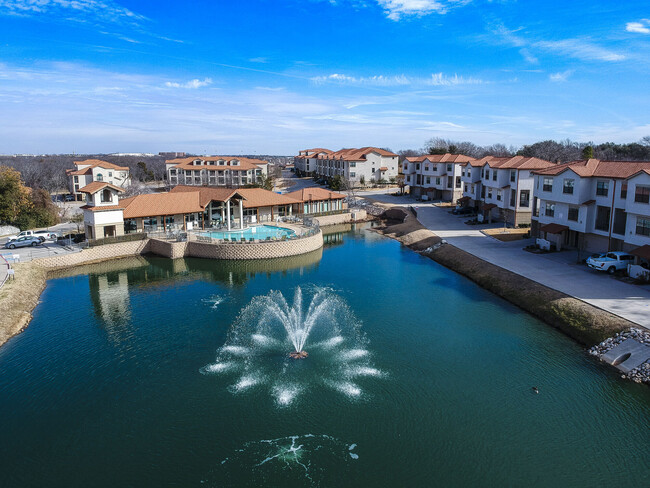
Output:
[0, 226, 648, 487]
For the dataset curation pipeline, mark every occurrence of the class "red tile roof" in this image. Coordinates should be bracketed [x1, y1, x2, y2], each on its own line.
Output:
[121, 192, 205, 219]
[324, 147, 398, 161]
[78, 181, 125, 194]
[74, 159, 129, 171]
[533, 159, 650, 178]
[476, 156, 555, 170]
[166, 156, 268, 171]
[406, 153, 475, 163]
[284, 187, 346, 202]
[169, 185, 301, 208]
[81, 204, 125, 212]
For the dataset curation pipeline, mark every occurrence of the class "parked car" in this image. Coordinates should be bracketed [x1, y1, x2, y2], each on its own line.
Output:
[4, 236, 42, 249]
[452, 206, 474, 215]
[34, 230, 61, 241]
[586, 252, 635, 274]
[64, 194, 76, 202]
[6, 230, 44, 242]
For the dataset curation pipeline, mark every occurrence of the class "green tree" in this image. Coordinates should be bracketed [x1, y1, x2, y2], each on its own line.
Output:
[0, 166, 32, 224]
[581, 145, 594, 159]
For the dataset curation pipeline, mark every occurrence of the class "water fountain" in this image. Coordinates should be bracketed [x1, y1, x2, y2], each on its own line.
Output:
[201, 286, 383, 405]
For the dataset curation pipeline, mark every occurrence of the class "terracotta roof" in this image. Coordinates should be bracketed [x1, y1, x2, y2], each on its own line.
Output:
[539, 223, 569, 234]
[73, 159, 129, 171]
[631, 245, 650, 261]
[121, 192, 204, 219]
[533, 159, 650, 178]
[325, 147, 398, 161]
[166, 156, 268, 171]
[170, 185, 300, 208]
[406, 153, 475, 163]
[297, 148, 333, 158]
[80, 204, 125, 212]
[66, 167, 93, 176]
[285, 187, 346, 202]
[78, 181, 125, 194]
[476, 156, 555, 170]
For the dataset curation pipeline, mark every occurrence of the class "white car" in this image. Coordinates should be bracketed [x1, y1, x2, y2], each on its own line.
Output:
[34, 230, 61, 241]
[6, 230, 44, 242]
[586, 252, 634, 274]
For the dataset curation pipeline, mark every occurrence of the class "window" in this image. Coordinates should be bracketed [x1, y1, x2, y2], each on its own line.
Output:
[96, 173, 103, 182]
[568, 206, 579, 221]
[461, 169, 465, 177]
[563, 178, 574, 194]
[100, 189, 112, 203]
[596, 180, 609, 197]
[635, 185, 650, 203]
[595, 205, 610, 231]
[432, 164, 437, 171]
[350, 172, 356, 178]
[519, 190, 530, 207]
[496, 190, 502, 201]
[349, 162, 356, 167]
[492, 171, 497, 181]
[424, 165, 429, 171]
[510, 170, 516, 183]
[447, 164, 452, 172]
[74, 175, 78, 183]
[108, 172, 113, 177]
[416, 163, 420, 171]
[436, 177, 441, 185]
[510, 189, 516, 207]
[620, 183, 627, 199]
[426, 177, 431, 184]
[487, 189, 493, 199]
[613, 208, 626, 235]
[481, 169, 484, 178]
[545, 203, 555, 217]
[455, 176, 461, 188]
[484, 169, 489, 180]
[447, 176, 453, 188]
[637, 217, 650, 236]
[481, 186, 485, 198]
[543, 177, 553, 192]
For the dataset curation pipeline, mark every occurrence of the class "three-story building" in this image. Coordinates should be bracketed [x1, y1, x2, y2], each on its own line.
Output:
[165, 156, 268, 188]
[402, 154, 473, 201]
[308, 147, 399, 185]
[66, 159, 131, 201]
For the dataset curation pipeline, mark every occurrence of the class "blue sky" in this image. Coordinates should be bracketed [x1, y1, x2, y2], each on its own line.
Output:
[0, 0, 649, 154]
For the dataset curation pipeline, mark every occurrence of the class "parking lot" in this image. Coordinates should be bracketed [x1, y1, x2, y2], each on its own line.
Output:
[1, 237, 81, 263]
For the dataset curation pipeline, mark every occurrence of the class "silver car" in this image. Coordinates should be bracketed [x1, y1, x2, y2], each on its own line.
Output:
[4, 236, 42, 249]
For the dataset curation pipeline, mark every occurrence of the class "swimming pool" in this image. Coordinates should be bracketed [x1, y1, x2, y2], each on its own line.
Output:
[201, 224, 296, 241]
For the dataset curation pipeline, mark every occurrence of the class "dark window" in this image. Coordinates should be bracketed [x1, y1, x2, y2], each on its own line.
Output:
[519, 190, 530, 208]
[636, 217, 650, 236]
[492, 171, 497, 181]
[545, 203, 555, 217]
[620, 183, 627, 199]
[510, 170, 516, 183]
[455, 176, 461, 188]
[481, 186, 485, 198]
[635, 185, 650, 203]
[484, 169, 489, 180]
[426, 177, 431, 184]
[416, 163, 420, 171]
[568, 207, 579, 221]
[613, 208, 627, 235]
[496, 191, 502, 201]
[74, 175, 78, 183]
[510, 189, 516, 207]
[563, 179, 574, 194]
[447, 164, 452, 172]
[595, 205, 610, 231]
[533, 196, 538, 216]
[543, 177, 553, 192]
[96, 173, 103, 182]
[596, 180, 609, 197]
[100, 189, 112, 203]
[447, 176, 452, 188]
[487, 189, 493, 199]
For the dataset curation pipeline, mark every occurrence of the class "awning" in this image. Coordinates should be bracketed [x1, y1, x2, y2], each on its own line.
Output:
[379, 166, 388, 171]
[483, 203, 497, 211]
[630, 244, 650, 261]
[539, 223, 569, 234]
[581, 199, 596, 206]
[458, 196, 470, 203]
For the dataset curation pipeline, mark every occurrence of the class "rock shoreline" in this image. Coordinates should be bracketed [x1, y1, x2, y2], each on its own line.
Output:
[588, 328, 650, 385]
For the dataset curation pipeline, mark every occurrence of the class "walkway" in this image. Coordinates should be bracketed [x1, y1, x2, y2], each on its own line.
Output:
[363, 190, 650, 330]
[0, 254, 9, 289]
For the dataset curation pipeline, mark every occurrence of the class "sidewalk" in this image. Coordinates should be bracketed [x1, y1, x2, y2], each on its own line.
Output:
[363, 191, 650, 329]
[0, 255, 9, 288]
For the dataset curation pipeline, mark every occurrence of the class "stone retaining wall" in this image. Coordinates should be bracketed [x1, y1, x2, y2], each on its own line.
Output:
[37, 240, 152, 269]
[148, 239, 188, 259]
[315, 210, 367, 227]
[184, 230, 323, 260]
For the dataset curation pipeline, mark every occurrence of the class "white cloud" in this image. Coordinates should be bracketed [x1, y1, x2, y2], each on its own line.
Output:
[626, 20, 650, 34]
[549, 70, 572, 82]
[164, 78, 213, 89]
[376, 0, 447, 20]
[311, 72, 484, 86]
[249, 57, 269, 63]
[535, 39, 625, 62]
[0, 0, 146, 24]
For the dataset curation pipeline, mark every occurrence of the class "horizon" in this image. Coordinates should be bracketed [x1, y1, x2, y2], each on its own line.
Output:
[1, 1, 649, 154]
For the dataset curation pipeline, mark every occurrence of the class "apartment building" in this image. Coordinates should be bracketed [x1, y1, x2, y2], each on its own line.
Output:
[66, 159, 131, 201]
[294, 148, 333, 176]
[532, 159, 650, 254]
[457, 156, 555, 226]
[402, 154, 473, 201]
[165, 156, 268, 188]
[306, 147, 399, 185]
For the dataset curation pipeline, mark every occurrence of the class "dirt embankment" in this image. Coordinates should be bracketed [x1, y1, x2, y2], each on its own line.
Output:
[374, 210, 632, 346]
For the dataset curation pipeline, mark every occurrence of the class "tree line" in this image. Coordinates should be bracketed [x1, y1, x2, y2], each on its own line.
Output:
[398, 136, 650, 163]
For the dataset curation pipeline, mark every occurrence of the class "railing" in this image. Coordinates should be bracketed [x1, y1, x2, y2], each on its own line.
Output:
[306, 208, 350, 217]
[87, 232, 148, 247]
[0, 254, 9, 289]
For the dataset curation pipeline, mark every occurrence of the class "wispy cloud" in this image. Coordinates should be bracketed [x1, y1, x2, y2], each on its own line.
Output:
[626, 19, 650, 34]
[549, 70, 573, 82]
[488, 22, 626, 63]
[376, 0, 450, 21]
[311, 72, 485, 86]
[164, 78, 213, 89]
[249, 57, 269, 63]
[0, 0, 146, 25]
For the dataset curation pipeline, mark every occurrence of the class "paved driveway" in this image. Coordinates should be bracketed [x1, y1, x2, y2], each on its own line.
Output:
[363, 190, 650, 329]
[1, 239, 81, 263]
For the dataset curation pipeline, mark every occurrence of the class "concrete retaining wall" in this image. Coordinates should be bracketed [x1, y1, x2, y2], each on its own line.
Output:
[37, 240, 151, 269]
[148, 239, 188, 259]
